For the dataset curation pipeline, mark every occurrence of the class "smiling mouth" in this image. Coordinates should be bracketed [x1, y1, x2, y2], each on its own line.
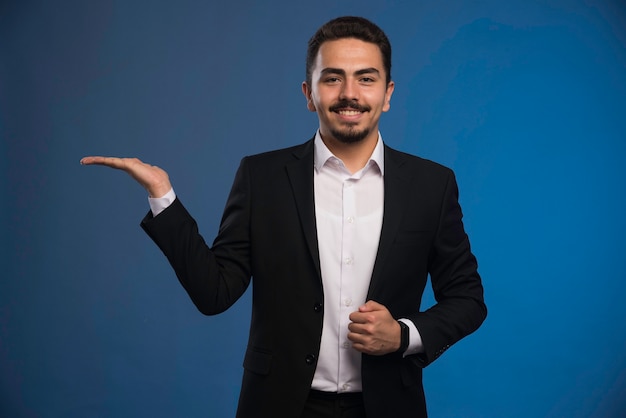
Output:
[330, 100, 370, 115]
[337, 109, 363, 116]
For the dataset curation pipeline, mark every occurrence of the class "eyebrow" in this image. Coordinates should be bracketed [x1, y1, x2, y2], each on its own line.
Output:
[320, 67, 381, 77]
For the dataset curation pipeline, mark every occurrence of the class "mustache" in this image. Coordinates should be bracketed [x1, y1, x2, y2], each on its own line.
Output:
[329, 100, 370, 113]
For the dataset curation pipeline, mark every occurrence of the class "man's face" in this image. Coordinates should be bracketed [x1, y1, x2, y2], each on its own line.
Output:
[302, 38, 394, 146]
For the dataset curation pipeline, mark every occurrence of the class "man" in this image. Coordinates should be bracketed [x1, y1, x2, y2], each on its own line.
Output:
[82, 16, 486, 418]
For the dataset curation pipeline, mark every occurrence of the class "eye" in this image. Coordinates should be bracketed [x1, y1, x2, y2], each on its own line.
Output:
[360, 77, 375, 83]
[324, 77, 341, 84]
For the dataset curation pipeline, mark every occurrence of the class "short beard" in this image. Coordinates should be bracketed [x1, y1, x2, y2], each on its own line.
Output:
[330, 125, 371, 144]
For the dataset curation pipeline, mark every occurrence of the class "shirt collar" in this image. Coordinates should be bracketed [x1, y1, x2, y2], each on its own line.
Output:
[313, 130, 385, 176]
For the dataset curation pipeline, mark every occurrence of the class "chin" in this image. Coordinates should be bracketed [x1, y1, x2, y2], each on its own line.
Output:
[331, 127, 370, 144]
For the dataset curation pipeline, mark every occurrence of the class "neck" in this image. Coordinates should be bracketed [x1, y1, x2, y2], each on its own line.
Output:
[320, 132, 378, 174]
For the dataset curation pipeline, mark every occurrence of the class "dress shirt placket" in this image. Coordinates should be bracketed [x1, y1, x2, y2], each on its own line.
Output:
[338, 177, 356, 393]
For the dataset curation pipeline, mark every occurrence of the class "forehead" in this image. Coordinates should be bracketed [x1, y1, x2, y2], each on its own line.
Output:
[313, 38, 385, 73]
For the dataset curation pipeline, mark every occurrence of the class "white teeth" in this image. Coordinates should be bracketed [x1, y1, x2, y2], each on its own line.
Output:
[338, 110, 361, 116]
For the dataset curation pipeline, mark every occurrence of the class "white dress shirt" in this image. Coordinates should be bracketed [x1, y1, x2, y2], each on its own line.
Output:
[309, 132, 423, 393]
[310, 132, 384, 393]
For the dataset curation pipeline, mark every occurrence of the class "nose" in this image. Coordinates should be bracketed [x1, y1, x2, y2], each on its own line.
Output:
[339, 78, 358, 101]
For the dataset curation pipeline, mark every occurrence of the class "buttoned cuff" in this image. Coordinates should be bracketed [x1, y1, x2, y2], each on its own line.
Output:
[398, 318, 424, 357]
[148, 188, 176, 217]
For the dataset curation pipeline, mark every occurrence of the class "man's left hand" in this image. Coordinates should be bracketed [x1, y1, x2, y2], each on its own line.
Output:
[348, 300, 401, 355]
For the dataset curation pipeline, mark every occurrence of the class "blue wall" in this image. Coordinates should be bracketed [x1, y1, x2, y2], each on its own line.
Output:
[2, 0, 625, 416]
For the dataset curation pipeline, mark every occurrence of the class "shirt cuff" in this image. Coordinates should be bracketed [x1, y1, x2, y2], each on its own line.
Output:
[398, 318, 424, 357]
[148, 188, 176, 217]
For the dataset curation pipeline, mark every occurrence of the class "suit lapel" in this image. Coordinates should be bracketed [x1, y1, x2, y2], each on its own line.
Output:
[283, 141, 410, 294]
[285, 139, 322, 281]
[367, 146, 410, 299]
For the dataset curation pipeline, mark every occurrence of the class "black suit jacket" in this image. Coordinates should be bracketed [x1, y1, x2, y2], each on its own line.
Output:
[141, 139, 486, 418]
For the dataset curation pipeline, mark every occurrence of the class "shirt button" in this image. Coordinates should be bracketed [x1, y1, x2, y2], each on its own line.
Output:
[344, 298, 352, 307]
[345, 258, 353, 265]
[305, 354, 317, 365]
[343, 342, 350, 349]
[346, 216, 354, 223]
[342, 383, 351, 391]
[313, 303, 323, 313]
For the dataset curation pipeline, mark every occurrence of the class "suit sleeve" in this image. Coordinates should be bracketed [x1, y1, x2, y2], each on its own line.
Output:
[140, 157, 253, 315]
[409, 170, 487, 367]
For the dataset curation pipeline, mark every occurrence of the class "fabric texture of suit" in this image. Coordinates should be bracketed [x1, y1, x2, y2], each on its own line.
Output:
[141, 138, 486, 418]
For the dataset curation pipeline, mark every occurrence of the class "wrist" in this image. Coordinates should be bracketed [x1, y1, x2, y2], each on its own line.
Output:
[397, 320, 409, 353]
[147, 182, 172, 198]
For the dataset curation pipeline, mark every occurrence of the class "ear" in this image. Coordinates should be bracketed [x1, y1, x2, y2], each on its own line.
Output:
[382, 80, 395, 112]
[302, 82, 316, 112]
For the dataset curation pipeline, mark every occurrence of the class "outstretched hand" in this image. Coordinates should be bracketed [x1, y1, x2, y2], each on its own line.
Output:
[80, 156, 172, 198]
[348, 300, 401, 356]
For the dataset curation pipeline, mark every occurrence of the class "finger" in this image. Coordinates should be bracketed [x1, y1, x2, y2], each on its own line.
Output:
[351, 342, 367, 354]
[351, 342, 368, 354]
[349, 311, 369, 324]
[348, 322, 366, 334]
[347, 330, 368, 344]
[80, 156, 107, 165]
[80, 156, 129, 168]
[348, 321, 375, 339]
[351, 340, 386, 356]
[358, 300, 384, 312]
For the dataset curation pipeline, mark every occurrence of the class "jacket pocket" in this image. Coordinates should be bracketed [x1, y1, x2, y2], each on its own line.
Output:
[400, 357, 423, 388]
[243, 346, 272, 375]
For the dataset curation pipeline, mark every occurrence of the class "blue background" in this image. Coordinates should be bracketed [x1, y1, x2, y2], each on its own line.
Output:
[2, 0, 625, 416]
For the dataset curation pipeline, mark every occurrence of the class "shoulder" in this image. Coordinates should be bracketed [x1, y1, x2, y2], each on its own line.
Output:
[384, 144, 454, 179]
[233, 139, 314, 183]
[244, 139, 313, 165]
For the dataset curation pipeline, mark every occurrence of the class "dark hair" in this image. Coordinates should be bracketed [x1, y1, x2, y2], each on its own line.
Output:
[306, 16, 392, 86]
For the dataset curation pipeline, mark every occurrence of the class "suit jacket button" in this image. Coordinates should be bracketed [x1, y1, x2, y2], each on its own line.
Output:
[313, 303, 323, 312]
[305, 354, 316, 365]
